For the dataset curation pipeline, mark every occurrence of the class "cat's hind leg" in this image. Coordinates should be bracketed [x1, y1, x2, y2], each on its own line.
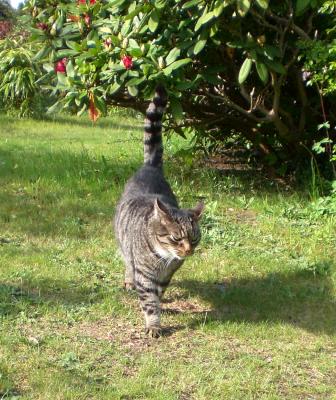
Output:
[121, 252, 135, 290]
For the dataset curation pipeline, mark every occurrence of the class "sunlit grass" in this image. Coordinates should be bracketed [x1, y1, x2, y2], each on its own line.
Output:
[0, 113, 335, 399]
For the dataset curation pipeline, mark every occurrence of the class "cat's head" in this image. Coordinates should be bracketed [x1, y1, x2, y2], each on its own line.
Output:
[151, 198, 204, 260]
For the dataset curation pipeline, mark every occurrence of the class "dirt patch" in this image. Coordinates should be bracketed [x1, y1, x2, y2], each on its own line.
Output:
[162, 299, 211, 314]
[204, 149, 260, 172]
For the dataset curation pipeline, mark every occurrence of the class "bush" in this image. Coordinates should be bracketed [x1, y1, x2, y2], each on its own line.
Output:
[20, 0, 336, 172]
[0, 22, 57, 118]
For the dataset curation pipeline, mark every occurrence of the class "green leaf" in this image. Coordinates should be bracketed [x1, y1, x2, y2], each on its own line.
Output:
[238, 58, 252, 84]
[265, 60, 286, 74]
[170, 98, 183, 121]
[148, 10, 159, 32]
[108, 0, 127, 8]
[87, 40, 97, 49]
[109, 81, 121, 94]
[155, 0, 166, 9]
[129, 48, 142, 57]
[57, 72, 68, 87]
[182, 0, 202, 9]
[125, 4, 144, 20]
[66, 60, 75, 78]
[193, 39, 207, 55]
[237, 0, 251, 16]
[33, 46, 50, 61]
[77, 104, 87, 117]
[163, 58, 192, 75]
[98, 26, 112, 34]
[255, 61, 268, 83]
[56, 49, 80, 58]
[166, 48, 181, 65]
[55, 15, 63, 32]
[296, 0, 311, 15]
[128, 85, 138, 97]
[128, 38, 140, 49]
[255, 0, 269, 9]
[94, 96, 107, 115]
[66, 41, 82, 51]
[263, 45, 281, 60]
[43, 63, 55, 73]
[126, 76, 146, 86]
[121, 19, 131, 36]
[109, 64, 125, 72]
[47, 100, 63, 114]
[175, 80, 195, 90]
[227, 40, 244, 48]
[195, 11, 215, 31]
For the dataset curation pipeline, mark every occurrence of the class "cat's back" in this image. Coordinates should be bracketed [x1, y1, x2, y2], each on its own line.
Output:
[122, 165, 176, 201]
[114, 165, 177, 238]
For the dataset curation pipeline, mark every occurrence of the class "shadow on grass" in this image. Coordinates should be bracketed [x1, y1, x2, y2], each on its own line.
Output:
[45, 115, 142, 131]
[1, 268, 335, 336]
[176, 266, 336, 335]
[0, 146, 140, 236]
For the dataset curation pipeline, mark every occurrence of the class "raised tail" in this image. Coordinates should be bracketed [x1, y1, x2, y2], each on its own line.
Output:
[144, 85, 168, 168]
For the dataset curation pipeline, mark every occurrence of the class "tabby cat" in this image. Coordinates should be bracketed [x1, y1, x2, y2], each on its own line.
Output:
[114, 85, 203, 337]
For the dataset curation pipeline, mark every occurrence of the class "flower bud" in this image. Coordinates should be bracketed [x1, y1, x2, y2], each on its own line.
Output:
[158, 56, 165, 69]
[122, 38, 129, 49]
[50, 22, 57, 36]
[122, 55, 133, 70]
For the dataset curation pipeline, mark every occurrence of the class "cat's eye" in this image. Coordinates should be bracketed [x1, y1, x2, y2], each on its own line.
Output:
[170, 235, 180, 243]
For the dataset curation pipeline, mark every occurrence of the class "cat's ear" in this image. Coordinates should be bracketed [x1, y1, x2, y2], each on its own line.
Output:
[191, 202, 204, 221]
[154, 198, 173, 224]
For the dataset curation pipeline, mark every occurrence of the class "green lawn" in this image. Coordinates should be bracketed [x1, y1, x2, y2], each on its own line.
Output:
[0, 113, 335, 400]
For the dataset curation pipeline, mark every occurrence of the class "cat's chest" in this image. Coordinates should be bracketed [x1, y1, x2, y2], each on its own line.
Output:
[154, 247, 182, 270]
[156, 256, 183, 282]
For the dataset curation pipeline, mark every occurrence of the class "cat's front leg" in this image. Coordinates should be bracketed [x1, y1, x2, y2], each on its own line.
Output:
[135, 277, 162, 338]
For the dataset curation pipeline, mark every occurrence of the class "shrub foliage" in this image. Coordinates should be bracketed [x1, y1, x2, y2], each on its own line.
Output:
[13, 0, 336, 167]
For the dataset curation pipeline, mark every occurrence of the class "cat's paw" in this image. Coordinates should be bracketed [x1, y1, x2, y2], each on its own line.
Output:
[124, 282, 135, 291]
[145, 326, 162, 338]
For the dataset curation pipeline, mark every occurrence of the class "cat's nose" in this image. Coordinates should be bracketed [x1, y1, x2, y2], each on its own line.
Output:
[184, 246, 193, 256]
[181, 240, 193, 256]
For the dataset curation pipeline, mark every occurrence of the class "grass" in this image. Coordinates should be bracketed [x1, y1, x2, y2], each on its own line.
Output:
[0, 113, 335, 400]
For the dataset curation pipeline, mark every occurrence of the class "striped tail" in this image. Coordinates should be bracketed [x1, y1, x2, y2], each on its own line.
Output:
[144, 85, 168, 167]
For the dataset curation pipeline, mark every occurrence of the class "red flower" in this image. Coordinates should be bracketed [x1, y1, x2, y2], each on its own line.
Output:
[122, 55, 133, 70]
[104, 38, 112, 48]
[36, 22, 48, 31]
[77, 0, 96, 5]
[55, 58, 67, 74]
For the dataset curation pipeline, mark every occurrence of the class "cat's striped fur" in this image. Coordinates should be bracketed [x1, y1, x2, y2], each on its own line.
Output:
[114, 85, 203, 337]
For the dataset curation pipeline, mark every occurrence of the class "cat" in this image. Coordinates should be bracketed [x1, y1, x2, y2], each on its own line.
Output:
[114, 85, 204, 337]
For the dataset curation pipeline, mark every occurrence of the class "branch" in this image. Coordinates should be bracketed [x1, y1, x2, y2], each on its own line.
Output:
[240, 85, 272, 117]
[207, 92, 269, 123]
[294, 68, 308, 134]
[267, 12, 311, 41]
[250, 9, 281, 33]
